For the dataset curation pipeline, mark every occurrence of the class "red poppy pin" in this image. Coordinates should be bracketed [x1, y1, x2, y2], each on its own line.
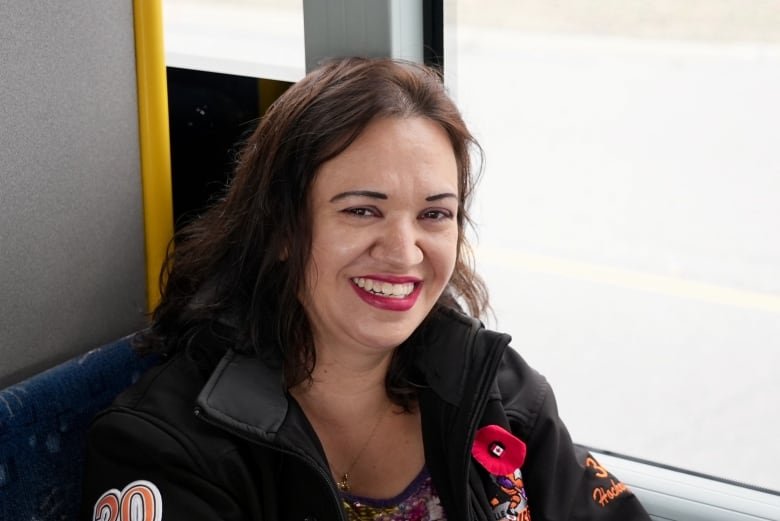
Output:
[472, 425, 527, 476]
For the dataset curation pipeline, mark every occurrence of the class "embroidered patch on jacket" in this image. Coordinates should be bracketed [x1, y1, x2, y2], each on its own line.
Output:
[585, 456, 630, 508]
[472, 425, 531, 521]
[93, 480, 162, 521]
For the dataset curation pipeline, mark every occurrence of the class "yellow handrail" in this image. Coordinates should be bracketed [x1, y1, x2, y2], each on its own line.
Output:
[133, 0, 173, 312]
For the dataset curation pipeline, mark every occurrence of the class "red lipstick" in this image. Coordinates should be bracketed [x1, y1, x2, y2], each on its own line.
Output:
[351, 276, 422, 311]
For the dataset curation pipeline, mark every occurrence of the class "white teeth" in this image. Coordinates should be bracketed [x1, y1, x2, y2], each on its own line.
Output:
[353, 278, 415, 298]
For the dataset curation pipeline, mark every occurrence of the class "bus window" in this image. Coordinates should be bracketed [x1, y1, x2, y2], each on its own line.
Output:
[446, 0, 780, 492]
[163, 0, 305, 82]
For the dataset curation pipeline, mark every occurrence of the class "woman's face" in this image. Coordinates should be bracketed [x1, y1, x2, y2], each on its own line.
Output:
[302, 116, 459, 357]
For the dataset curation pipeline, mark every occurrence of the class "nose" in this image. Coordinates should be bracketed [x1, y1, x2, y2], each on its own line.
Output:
[371, 218, 424, 268]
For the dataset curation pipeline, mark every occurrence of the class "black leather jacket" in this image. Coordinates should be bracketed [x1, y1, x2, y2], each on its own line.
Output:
[81, 307, 650, 520]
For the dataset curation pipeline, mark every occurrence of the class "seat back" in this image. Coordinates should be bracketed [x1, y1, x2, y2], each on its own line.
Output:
[0, 336, 157, 521]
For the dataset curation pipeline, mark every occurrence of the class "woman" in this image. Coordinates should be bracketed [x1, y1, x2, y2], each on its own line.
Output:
[81, 58, 650, 521]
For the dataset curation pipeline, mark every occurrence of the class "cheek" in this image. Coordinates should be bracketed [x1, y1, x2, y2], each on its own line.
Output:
[316, 240, 365, 259]
[312, 228, 367, 261]
[308, 227, 369, 283]
[430, 229, 460, 281]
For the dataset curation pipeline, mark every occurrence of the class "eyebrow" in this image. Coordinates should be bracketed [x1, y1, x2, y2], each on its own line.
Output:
[329, 190, 388, 202]
[329, 191, 458, 203]
[425, 192, 458, 202]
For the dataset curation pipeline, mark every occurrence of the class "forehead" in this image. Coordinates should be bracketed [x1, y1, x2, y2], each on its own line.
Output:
[311, 116, 459, 199]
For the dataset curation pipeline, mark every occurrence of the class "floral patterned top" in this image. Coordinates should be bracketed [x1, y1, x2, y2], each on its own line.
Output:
[340, 467, 446, 521]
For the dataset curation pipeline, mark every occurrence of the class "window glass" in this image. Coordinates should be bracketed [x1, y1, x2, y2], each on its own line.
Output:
[163, 0, 305, 81]
[447, 0, 780, 491]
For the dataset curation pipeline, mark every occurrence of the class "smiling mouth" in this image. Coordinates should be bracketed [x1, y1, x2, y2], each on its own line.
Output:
[351, 277, 417, 298]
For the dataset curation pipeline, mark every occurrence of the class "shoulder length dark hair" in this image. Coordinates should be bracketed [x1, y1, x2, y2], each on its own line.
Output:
[141, 57, 488, 403]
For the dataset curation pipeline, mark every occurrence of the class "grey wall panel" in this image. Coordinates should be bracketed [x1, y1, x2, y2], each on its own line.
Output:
[0, 1, 147, 386]
[303, 0, 424, 72]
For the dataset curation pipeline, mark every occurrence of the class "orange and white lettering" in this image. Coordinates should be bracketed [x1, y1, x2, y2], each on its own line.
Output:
[585, 456, 610, 479]
[93, 490, 120, 521]
[121, 482, 162, 521]
[93, 481, 162, 521]
[592, 479, 629, 507]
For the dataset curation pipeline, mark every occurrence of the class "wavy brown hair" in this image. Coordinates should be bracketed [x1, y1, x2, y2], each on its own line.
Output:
[140, 57, 488, 406]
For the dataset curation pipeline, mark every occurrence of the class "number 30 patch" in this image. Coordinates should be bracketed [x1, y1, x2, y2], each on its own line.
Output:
[93, 480, 162, 521]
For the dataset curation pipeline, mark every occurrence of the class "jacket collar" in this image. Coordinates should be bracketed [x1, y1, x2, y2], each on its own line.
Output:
[196, 348, 288, 442]
[195, 306, 508, 441]
[409, 306, 484, 404]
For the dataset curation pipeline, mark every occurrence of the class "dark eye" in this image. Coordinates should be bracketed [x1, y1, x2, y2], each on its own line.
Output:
[420, 209, 454, 221]
[344, 207, 379, 218]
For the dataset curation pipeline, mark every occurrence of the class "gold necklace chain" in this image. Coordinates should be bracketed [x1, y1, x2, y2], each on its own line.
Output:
[335, 403, 393, 493]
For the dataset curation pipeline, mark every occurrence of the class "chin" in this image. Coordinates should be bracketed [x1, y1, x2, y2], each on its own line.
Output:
[361, 334, 412, 352]
[354, 323, 420, 352]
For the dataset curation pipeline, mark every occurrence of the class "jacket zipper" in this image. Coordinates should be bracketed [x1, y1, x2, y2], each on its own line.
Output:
[461, 333, 511, 520]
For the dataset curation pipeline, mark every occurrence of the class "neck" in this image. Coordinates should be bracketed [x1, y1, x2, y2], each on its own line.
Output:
[289, 342, 424, 498]
[291, 346, 395, 419]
